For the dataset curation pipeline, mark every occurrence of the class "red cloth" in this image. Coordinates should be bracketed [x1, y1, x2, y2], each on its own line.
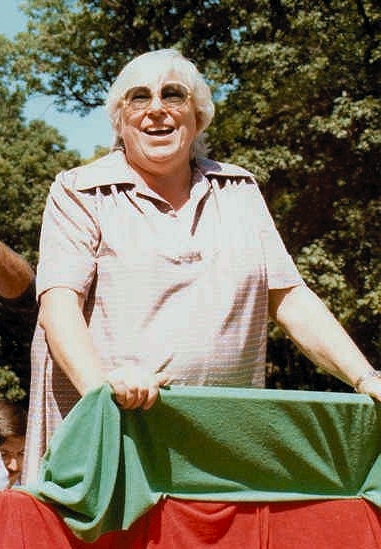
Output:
[1, 491, 381, 548]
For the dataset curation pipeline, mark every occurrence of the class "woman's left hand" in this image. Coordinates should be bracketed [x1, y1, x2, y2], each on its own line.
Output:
[355, 375, 381, 402]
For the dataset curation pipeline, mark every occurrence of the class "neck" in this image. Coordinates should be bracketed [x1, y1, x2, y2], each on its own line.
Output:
[130, 160, 193, 210]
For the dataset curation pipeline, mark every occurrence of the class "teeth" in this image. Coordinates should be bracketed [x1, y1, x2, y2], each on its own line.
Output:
[146, 128, 173, 135]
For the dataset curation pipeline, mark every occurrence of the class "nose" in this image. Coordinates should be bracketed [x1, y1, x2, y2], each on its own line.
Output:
[6, 457, 20, 472]
[147, 93, 166, 113]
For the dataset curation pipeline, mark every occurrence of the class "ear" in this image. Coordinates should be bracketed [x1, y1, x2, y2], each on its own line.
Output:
[195, 110, 204, 133]
[115, 108, 123, 135]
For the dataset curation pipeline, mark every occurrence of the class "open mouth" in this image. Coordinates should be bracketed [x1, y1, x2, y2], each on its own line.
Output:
[144, 128, 174, 136]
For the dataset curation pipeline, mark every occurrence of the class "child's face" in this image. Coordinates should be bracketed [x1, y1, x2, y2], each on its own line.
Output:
[0, 435, 25, 487]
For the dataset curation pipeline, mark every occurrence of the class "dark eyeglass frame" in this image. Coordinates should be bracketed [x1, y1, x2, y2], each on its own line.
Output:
[122, 81, 192, 112]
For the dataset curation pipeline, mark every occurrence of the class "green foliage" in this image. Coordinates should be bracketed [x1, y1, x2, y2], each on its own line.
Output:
[0, 118, 80, 263]
[206, 0, 381, 380]
[0, 38, 81, 391]
[0, 365, 26, 402]
[13, 0, 241, 112]
[8, 0, 381, 391]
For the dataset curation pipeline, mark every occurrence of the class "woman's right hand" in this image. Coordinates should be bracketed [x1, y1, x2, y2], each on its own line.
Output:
[106, 365, 170, 410]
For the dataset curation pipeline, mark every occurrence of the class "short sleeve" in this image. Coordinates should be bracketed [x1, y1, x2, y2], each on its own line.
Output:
[251, 184, 302, 289]
[36, 171, 100, 300]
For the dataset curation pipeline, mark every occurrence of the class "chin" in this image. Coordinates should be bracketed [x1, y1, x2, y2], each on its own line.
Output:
[145, 149, 180, 163]
[147, 141, 190, 159]
[7, 475, 20, 488]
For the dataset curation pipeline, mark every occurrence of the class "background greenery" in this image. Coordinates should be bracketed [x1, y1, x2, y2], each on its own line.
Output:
[1, 0, 380, 400]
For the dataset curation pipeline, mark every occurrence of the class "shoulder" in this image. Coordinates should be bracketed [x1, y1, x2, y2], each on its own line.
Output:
[52, 150, 132, 193]
[196, 157, 273, 223]
[196, 157, 257, 185]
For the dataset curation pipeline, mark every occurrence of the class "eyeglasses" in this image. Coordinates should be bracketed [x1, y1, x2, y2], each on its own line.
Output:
[122, 82, 191, 112]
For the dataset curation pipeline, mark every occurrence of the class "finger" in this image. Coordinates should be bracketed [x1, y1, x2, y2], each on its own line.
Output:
[141, 373, 173, 410]
[141, 384, 161, 410]
[128, 386, 150, 409]
[156, 371, 172, 387]
[109, 382, 141, 409]
[119, 388, 145, 409]
[108, 379, 125, 400]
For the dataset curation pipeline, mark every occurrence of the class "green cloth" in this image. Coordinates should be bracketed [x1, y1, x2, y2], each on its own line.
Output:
[26, 384, 381, 541]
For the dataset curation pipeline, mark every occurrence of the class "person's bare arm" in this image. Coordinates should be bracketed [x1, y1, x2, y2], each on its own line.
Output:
[39, 288, 104, 395]
[39, 287, 168, 408]
[0, 242, 34, 299]
[269, 284, 381, 398]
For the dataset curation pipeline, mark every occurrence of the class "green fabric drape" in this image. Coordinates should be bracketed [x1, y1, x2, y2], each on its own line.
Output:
[25, 384, 381, 541]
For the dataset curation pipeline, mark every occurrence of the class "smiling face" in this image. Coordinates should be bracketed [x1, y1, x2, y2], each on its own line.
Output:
[119, 58, 199, 178]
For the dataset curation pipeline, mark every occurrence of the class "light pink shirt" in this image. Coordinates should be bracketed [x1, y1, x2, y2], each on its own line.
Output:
[24, 151, 302, 482]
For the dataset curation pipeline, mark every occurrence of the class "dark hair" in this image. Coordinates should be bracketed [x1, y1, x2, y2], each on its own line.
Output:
[0, 400, 27, 445]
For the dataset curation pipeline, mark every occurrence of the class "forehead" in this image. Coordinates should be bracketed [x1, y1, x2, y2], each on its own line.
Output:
[0, 436, 25, 453]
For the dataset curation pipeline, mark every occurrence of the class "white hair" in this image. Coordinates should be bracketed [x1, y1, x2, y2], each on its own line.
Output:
[105, 49, 215, 156]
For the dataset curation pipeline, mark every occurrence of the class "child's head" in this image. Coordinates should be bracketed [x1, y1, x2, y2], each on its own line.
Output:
[0, 400, 27, 488]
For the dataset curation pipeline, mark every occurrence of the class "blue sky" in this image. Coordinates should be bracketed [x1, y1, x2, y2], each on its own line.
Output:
[1, 1, 113, 158]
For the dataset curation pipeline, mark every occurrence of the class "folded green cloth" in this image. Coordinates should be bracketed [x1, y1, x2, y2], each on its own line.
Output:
[26, 384, 381, 541]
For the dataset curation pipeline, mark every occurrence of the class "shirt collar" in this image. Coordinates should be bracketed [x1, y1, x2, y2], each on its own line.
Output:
[73, 150, 255, 192]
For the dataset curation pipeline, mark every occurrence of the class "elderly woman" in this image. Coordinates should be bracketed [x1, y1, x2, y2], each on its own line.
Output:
[23, 49, 380, 483]
[0, 400, 27, 489]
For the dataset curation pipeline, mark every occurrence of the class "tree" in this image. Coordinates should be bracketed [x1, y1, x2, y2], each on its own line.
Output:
[206, 1, 381, 385]
[0, 34, 81, 397]
[12, 0, 241, 112]
[0, 366, 26, 401]
[11, 0, 381, 390]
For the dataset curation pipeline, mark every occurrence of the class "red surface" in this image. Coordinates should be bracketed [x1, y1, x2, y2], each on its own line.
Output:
[1, 491, 380, 548]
